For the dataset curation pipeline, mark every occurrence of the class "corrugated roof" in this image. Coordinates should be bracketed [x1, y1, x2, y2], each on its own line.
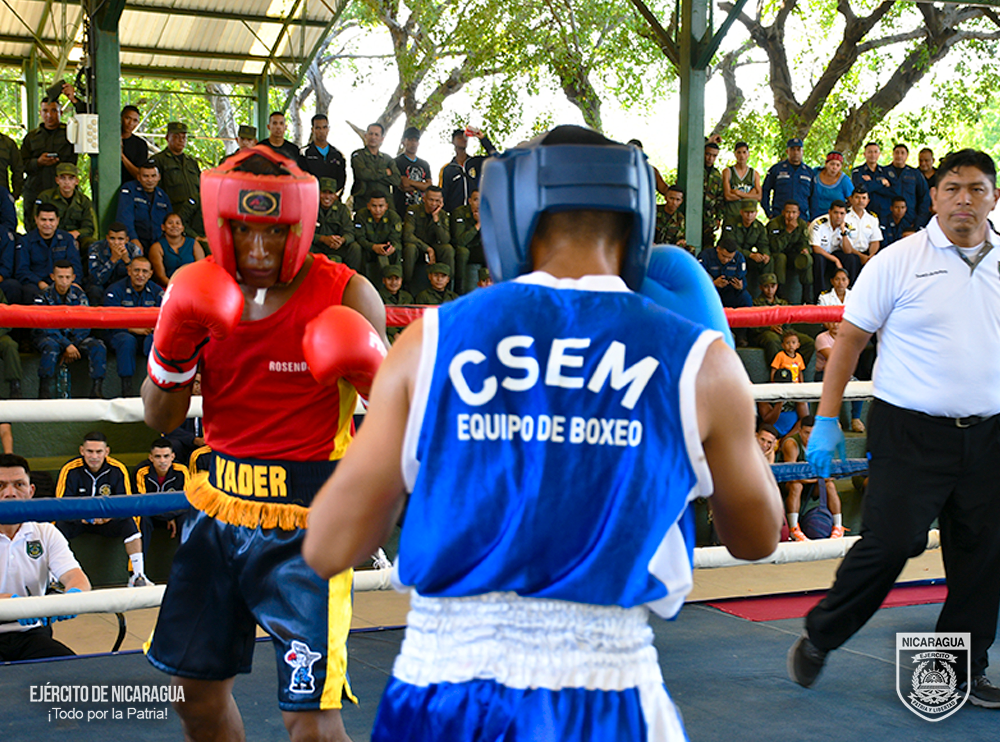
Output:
[0, 0, 343, 86]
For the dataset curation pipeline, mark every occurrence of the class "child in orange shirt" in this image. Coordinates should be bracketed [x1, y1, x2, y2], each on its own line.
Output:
[770, 330, 805, 382]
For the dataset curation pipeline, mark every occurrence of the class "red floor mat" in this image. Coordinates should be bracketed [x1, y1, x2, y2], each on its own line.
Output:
[705, 583, 948, 622]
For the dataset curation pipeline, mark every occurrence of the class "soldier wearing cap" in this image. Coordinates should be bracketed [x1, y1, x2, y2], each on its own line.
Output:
[394, 126, 432, 215]
[300, 115, 346, 193]
[220, 125, 258, 165]
[751, 271, 815, 366]
[20, 96, 77, 224]
[151, 122, 203, 236]
[766, 200, 813, 304]
[720, 199, 770, 298]
[378, 263, 413, 343]
[35, 163, 98, 251]
[414, 262, 457, 305]
[313, 177, 360, 272]
[354, 190, 403, 283]
[762, 137, 816, 221]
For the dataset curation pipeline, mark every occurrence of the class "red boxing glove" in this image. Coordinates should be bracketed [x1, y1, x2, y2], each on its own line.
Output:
[148, 261, 244, 390]
[303, 306, 386, 397]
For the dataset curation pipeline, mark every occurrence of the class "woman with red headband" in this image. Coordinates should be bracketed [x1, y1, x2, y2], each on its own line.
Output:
[810, 150, 854, 218]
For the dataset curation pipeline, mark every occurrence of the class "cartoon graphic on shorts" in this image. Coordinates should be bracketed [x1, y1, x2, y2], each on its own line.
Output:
[284, 640, 321, 694]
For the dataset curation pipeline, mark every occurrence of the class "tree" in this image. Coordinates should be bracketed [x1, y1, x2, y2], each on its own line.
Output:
[714, 0, 1000, 162]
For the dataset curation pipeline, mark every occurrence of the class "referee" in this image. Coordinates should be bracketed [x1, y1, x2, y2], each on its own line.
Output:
[789, 149, 1000, 708]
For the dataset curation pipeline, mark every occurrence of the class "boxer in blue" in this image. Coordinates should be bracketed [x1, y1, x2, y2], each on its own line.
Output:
[305, 125, 782, 741]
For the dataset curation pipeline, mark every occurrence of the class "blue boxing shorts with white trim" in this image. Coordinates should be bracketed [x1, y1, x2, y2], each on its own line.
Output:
[146, 455, 355, 711]
[374, 592, 687, 741]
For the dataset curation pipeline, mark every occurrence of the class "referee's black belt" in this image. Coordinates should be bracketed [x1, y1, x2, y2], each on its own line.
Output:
[904, 408, 999, 429]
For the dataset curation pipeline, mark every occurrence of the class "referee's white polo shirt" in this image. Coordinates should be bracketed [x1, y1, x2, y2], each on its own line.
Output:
[0, 522, 81, 634]
[844, 215, 1000, 418]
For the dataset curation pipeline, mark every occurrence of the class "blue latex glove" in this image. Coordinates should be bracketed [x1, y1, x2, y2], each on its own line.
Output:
[49, 587, 82, 623]
[640, 245, 734, 348]
[11, 594, 46, 627]
[806, 415, 846, 478]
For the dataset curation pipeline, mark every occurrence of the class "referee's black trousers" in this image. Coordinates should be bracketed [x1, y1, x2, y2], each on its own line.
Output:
[807, 399, 1000, 677]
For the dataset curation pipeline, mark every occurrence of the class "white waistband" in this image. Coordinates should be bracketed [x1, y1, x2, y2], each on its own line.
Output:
[392, 591, 663, 691]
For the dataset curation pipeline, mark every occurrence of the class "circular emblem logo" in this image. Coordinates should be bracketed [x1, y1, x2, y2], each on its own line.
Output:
[99, 484, 112, 496]
[239, 190, 280, 216]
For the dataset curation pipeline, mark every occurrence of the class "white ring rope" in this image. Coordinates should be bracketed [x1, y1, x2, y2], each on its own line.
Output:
[0, 382, 872, 423]
[0, 528, 943, 621]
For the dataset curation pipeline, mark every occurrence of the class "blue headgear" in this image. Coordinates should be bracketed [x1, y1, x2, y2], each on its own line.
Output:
[479, 127, 655, 290]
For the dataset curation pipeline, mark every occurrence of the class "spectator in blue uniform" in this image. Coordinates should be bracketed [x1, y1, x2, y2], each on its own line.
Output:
[116, 160, 171, 253]
[86, 222, 143, 305]
[15, 202, 83, 304]
[33, 260, 106, 399]
[880, 197, 910, 248]
[762, 137, 816, 220]
[851, 142, 892, 220]
[700, 236, 753, 309]
[103, 256, 163, 397]
[885, 143, 930, 230]
[0, 185, 20, 304]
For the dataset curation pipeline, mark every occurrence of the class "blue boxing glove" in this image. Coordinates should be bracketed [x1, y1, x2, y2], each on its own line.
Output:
[49, 587, 82, 624]
[806, 415, 846, 478]
[11, 594, 46, 627]
[639, 245, 734, 347]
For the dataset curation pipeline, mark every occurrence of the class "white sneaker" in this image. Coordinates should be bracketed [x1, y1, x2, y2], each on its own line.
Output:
[372, 548, 392, 570]
[128, 572, 152, 587]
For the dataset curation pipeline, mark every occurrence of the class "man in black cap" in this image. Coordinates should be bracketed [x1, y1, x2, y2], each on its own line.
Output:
[299, 115, 346, 191]
[313, 178, 360, 272]
[414, 262, 457, 305]
[151, 122, 203, 235]
[394, 126, 432, 215]
[762, 137, 816, 221]
[20, 96, 77, 224]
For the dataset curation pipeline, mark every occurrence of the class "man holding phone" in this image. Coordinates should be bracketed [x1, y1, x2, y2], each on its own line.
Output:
[20, 95, 76, 224]
[699, 236, 752, 308]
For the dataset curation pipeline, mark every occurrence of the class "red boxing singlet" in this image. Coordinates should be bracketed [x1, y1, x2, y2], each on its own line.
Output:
[201, 256, 358, 462]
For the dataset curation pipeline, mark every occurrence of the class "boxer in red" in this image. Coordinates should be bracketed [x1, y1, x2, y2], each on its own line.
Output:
[142, 146, 387, 742]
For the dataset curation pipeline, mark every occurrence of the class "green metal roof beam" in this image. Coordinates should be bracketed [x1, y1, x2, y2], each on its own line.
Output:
[123, 5, 329, 28]
[118, 44, 302, 64]
[0, 0, 61, 67]
[262, 0, 307, 79]
[695, 0, 750, 69]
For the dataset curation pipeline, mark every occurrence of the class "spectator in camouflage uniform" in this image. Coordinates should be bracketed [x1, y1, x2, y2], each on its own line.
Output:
[720, 200, 770, 298]
[20, 98, 76, 224]
[655, 185, 686, 249]
[377, 264, 414, 343]
[414, 262, 458, 305]
[150, 122, 203, 236]
[404, 186, 461, 291]
[450, 189, 483, 294]
[0, 131, 23, 201]
[312, 178, 359, 272]
[35, 163, 98, 251]
[350, 123, 402, 208]
[702, 141, 724, 251]
[767, 201, 813, 304]
[354, 192, 403, 285]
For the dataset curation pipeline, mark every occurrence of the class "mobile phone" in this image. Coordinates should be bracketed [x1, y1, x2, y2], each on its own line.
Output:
[47, 153, 58, 158]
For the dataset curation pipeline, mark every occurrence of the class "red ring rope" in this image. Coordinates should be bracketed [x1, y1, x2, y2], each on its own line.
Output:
[0, 303, 845, 330]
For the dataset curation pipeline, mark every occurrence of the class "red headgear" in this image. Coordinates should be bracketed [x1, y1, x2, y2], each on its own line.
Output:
[201, 145, 319, 284]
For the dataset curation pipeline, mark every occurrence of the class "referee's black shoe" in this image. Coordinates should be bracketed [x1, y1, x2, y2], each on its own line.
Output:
[788, 633, 828, 688]
[959, 676, 1000, 709]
